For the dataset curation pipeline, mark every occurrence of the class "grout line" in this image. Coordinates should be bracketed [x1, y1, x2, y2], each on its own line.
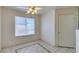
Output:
[37, 43, 52, 53]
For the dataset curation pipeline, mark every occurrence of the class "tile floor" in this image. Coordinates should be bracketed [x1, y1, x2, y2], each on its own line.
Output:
[0, 40, 76, 53]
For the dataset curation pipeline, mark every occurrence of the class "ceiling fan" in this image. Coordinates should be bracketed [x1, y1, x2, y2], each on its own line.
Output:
[25, 6, 42, 15]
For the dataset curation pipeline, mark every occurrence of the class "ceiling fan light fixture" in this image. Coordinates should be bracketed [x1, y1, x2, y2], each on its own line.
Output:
[28, 8, 33, 12]
[25, 6, 42, 15]
[31, 12, 35, 15]
[27, 10, 30, 13]
[34, 9, 37, 13]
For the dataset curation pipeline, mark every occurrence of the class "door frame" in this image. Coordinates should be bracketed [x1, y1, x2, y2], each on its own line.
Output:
[55, 7, 78, 48]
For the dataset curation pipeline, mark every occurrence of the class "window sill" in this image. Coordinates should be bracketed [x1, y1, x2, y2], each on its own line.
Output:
[15, 33, 35, 37]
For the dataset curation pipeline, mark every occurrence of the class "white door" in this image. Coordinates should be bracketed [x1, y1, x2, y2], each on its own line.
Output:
[58, 14, 76, 47]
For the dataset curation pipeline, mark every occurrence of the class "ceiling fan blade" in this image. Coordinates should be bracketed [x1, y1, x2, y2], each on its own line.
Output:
[35, 7, 42, 10]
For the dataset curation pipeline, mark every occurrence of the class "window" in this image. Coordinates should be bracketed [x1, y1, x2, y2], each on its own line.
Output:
[15, 16, 35, 36]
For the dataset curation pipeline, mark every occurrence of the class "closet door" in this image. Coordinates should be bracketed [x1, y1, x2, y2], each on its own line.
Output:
[58, 14, 75, 47]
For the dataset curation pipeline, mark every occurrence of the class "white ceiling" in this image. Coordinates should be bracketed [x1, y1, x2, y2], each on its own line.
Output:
[6, 6, 75, 15]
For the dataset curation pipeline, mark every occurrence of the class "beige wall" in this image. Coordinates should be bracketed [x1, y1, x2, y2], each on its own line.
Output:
[41, 9, 55, 46]
[1, 7, 41, 48]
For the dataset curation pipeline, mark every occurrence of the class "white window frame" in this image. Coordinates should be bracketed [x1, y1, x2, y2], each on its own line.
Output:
[15, 16, 36, 37]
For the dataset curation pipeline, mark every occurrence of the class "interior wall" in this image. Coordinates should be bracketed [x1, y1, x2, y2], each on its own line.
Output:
[41, 9, 55, 46]
[1, 7, 41, 48]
